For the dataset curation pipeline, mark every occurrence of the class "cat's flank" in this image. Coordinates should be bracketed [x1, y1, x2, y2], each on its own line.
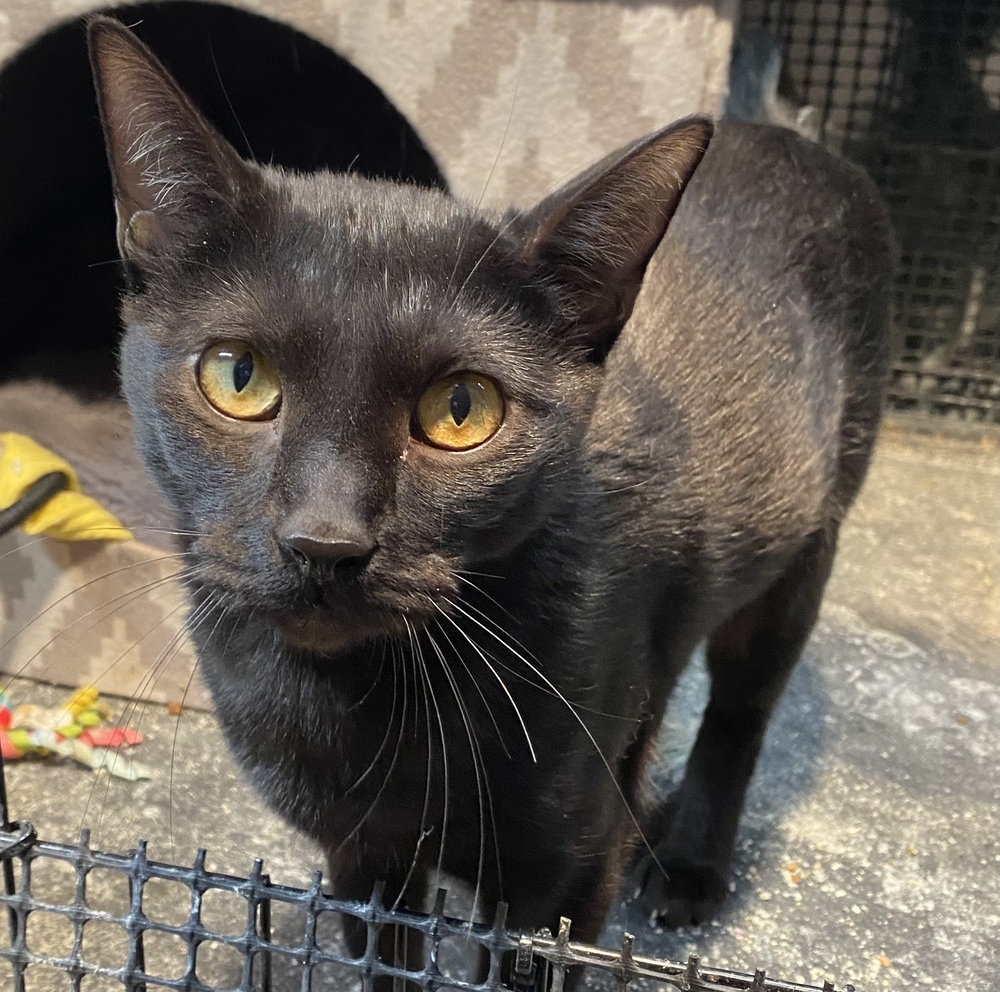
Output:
[88, 15, 893, 986]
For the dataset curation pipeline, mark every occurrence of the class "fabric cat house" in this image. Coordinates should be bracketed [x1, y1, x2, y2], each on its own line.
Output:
[0, 0, 736, 708]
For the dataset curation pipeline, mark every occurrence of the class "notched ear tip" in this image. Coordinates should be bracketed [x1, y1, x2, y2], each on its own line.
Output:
[687, 116, 715, 155]
[86, 15, 146, 74]
[85, 14, 127, 44]
[87, 17, 152, 136]
[85, 14, 124, 49]
[641, 114, 715, 178]
[679, 114, 716, 144]
[86, 15, 169, 113]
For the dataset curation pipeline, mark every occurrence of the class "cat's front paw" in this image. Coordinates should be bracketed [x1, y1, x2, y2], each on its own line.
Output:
[633, 849, 729, 928]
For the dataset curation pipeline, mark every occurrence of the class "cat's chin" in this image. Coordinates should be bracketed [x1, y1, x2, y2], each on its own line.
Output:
[273, 610, 381, 656]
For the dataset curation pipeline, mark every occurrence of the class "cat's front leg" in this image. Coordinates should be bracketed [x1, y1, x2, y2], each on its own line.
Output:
[637, 528, 837, 926]
[500, 848, 628, 992]
[326, 847, 428, 992]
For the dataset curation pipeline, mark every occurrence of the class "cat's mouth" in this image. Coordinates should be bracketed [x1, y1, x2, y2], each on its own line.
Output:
[272, 606, 404, 655]
[254, 551, 457, 656]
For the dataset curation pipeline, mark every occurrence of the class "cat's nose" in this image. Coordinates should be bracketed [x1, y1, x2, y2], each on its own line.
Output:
[281, 531, 376, 569]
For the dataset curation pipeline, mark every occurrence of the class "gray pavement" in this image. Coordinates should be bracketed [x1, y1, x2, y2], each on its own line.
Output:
[3, 418, 998, 991]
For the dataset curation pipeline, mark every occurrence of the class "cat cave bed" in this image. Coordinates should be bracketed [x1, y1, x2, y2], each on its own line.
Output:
[0, 0, 736, 707]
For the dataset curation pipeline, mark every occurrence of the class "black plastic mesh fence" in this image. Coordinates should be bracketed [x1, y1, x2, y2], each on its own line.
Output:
[0, 761, 850, 992]
[739, 0, 1000, 422]
[0, 827, 852, 992]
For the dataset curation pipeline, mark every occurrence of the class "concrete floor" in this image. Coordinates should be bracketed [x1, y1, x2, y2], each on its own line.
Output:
[2, 417, 998, 991]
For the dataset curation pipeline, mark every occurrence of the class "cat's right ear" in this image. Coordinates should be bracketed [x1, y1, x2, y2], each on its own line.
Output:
[87, 16, 258, 260]
[518, 116, 713, 360]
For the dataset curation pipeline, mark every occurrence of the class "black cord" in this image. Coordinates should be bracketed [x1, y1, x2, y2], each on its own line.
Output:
[0, 471, 69, 538]
[0, 469, 71, 930]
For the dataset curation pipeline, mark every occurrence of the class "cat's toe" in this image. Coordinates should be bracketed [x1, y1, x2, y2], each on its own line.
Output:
[635, 854, 729, 928]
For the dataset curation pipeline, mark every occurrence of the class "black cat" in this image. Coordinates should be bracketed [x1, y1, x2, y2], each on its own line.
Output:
[88, 15, 893, 987]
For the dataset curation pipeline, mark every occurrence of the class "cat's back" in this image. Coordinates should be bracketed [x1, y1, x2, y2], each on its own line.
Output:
[591, 121, 893, 571]
[628, 119, 893, 387]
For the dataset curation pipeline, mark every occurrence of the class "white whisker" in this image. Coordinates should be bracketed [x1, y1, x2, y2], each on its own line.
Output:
[428, 601, 511, 759]
[393, 618, 436, 910]
[168, 592, 228, 857]
[426, 622, 500, 920]
[3, 564, 205, 693]
[443, 597, 667, 884]
[432, 602, 536, 763]
[332, 637, 409, 858]
[344, 647, 398, 795]
[0, 552, 192, 660]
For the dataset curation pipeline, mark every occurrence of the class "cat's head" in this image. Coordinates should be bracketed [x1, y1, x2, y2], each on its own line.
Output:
[88, 16, 711, 655]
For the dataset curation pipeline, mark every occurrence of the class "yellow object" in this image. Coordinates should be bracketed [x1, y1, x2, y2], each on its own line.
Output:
[66, 686, 100, 717]
[0, 433, 132, 541]
[7, 729, 30, 751]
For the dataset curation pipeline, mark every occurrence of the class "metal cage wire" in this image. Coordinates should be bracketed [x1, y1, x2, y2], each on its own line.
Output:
[739, 0, 1000, 422]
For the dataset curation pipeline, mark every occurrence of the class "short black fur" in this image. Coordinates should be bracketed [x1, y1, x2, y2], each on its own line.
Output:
[88, 16, 894, 986]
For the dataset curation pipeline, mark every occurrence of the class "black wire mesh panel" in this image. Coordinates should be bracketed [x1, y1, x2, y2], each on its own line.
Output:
[739, 0, 1000, 421]
[0, 821, 853, 992]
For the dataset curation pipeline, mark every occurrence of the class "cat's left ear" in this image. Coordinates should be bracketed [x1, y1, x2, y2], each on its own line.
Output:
[520, 116, 713, 359]
[87, 16, 260, 261]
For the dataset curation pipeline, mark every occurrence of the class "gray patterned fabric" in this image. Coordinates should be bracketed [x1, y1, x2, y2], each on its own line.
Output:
[0, 0, 736, 204]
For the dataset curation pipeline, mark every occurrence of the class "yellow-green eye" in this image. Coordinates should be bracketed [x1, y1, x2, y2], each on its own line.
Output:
[197, 341, 281, 421]
[415, 374, 504, 451]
